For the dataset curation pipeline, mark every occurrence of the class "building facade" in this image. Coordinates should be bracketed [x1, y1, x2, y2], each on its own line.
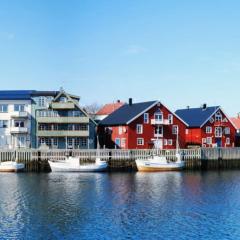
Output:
[175, 105, 236, 148]
[0, 91, 32, 149]
[0, 90, 97, 149]
[99, 99, 187, 149]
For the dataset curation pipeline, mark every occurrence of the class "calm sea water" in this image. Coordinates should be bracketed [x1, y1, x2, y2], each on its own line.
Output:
[0, 171, 240, 240]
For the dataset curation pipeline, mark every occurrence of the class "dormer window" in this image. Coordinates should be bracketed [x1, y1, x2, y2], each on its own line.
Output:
[215, 111, 222, 122]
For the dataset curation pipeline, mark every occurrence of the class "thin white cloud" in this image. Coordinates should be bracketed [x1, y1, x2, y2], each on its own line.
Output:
[123, 45, 147, 56]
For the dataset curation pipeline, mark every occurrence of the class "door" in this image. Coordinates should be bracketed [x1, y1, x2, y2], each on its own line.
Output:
[154, 139, 163, 149]
[216, 138, 222, 147]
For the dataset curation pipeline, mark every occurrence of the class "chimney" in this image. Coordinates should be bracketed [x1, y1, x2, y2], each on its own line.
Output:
[202, 103, 207, 110]
[117, 100, 120, 103]
[129, 98, 133, 106]
[187, 106, 190, 110]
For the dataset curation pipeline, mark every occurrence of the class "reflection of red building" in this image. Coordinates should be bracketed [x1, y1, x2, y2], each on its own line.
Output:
[98, 99, 187, 149]
[175, 105, 236, 148]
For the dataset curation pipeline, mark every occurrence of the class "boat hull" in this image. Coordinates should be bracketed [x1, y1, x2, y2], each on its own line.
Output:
[0, 162, 25, 173]
[48, 160, 108, 172]
[136, 160, 184, 172]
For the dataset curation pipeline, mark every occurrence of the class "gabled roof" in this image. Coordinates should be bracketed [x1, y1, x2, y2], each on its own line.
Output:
[99, 101, 158, 126]
[96, 102, 125, 116]
[175, 106, 220, 128]
[230, 117, 240, 129]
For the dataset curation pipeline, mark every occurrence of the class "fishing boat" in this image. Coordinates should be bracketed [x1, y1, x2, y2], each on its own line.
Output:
[0, 161, 25, 172]
[135, 135, 185, 172]
[48, 156, 108, 172]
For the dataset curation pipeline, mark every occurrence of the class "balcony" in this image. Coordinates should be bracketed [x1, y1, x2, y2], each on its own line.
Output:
[10, 127, 28, 134]
[154, 133, 163, 138]
[51, 102, 75, 109]
[151, 119, 170, 125]
[37, 116, 89, 123]
[11, 111, 28, 118]
[37, 130, 89, 137]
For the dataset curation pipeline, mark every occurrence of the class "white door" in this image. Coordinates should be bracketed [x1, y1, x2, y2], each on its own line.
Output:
[154, 139, 163, 149]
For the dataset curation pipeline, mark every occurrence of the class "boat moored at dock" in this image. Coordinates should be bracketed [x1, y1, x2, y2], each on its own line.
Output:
[0, 161, 25, 172]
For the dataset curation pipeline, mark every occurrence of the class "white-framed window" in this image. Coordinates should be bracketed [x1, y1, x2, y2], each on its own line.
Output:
[215, 111, 222, 122]
[137, 138, 144, 146]
[172, 125, 178, 135]
[119, 126, 123, 135]
[80, 138, 87, 147]
[168, 139, 173, 145]
[14, 120, 24, 128]
[155, 126, 163, 135]
[225, 127, 230, 135]
[144, 113, 149, 124]
[0, 104, 8, 113]
[14, 104, 25, 112]
[121, 138, 126, 148]
[154, 111, 163, 121]
[222, 118, 228, 123]
[206, 137, 212, 145]
[60, 97, 67, 103]
[215, 127, 222, 137]
[185, 129, 189, 134]
[168, 114, 173, 124]
[38, 97, 46, 107]
[136, 124, 143, 134]
[206, 126, 212, 134]
[202, 138, 206, 144]
[226, 138, 230, 145]
[164, 139, 168, 146]
[0, 120, 8, 128]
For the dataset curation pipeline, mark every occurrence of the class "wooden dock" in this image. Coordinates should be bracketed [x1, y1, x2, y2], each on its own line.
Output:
[1, 148, 240, 172]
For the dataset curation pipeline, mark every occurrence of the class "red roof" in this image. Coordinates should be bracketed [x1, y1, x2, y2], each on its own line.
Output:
[96, 102, 125, 115]
[230, 117, 240, 129]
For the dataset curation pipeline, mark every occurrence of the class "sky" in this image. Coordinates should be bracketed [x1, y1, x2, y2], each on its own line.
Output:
[0, 0, 240, 116]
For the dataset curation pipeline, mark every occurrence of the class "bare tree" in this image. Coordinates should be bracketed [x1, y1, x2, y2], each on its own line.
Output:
[84, 102, 103, 115]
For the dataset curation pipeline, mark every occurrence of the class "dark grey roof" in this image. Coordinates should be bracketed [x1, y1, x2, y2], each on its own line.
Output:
[99, 101, 158, 126]
[175, 106, 220, 128]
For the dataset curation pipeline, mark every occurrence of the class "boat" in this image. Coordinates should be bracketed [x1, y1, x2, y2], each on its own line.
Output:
[48, 156, 108, 172]
[0, 161, 25, 172]
[135, 134, 185, 172]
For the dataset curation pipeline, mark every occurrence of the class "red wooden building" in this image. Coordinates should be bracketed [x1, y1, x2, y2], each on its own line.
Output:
[98, 99, 187, 149]
[175, 105, 237, 148]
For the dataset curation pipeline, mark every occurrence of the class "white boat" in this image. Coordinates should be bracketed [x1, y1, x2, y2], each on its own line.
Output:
[48, 156, 108, 172]
[0, 161, 25, 172]
[136, 134, 185, 172]
[135, 152, 185, 172]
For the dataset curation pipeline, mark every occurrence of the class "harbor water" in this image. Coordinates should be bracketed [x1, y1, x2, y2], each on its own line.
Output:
[0, 171, 240, 240]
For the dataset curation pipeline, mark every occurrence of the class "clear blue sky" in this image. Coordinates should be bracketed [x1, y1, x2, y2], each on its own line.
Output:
[0, 0, 240, 116]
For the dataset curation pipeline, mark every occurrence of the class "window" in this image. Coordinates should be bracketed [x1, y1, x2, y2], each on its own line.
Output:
[215, 112, 222, 122]
[121, 138, 126, 148]
[164, 139, 168, 146]
[154, 112, 163, 121]
[115, 138, 121, 147]
[168, 139, 173, 145]
[14, 121, 24, 128]
[17, 136, 26, 147]
[0, 104, 8, 113]
[206, 126, 212, 134]
[38, 97, 46, 107]
[226, 138, 230, 145]
[206, 137, 212, 145]
[60, 97, 67, 103]
[80, 138, 87, 147]
[215, 127, 222, 137]
[136, 124, 143, 134]
[168, 114, 173, 124]
[119, 126, 123, 135]
[172, 125, 178, 135]
[137, 138, 144, 146]
[144, 113, 149, 124]
[14, 104, 25, 112]
[0, 120, 8, 128]
[225, 127, 230, 135]
[155, 126, 163, 135]
[202, 138, 206, 144]
[67, 138, 74, 148]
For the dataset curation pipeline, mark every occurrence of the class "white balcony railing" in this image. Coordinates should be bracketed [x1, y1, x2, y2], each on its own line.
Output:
[11, 111, 28, 118]
[10, 127, 28, 134]
[151, 119, 170, 125]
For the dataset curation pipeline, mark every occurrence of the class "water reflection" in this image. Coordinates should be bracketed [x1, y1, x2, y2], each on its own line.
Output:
[0, 171, 240, 239]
